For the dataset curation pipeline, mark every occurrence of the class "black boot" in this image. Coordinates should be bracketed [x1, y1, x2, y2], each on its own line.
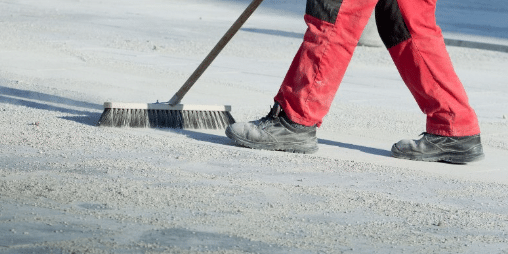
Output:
[225, 103, 318, 154]
[391, 132, 485, 163]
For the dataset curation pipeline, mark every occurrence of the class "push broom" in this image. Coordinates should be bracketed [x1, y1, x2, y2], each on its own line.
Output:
[98, 0, 264, 129]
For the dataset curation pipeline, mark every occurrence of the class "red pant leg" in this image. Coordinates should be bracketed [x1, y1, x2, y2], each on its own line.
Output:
[385, 0, 480, 136]
[276, 0, 480, 136]
[275, 0, 378, 127]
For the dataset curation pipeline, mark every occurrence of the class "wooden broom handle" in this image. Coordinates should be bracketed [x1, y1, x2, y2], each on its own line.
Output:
[168, 0, 265, 106]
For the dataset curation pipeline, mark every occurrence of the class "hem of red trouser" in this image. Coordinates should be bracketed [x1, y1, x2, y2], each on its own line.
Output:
[426, 131, 482, 138]
[276, 99, 482, 136]
[274, 98, 322, 127]
[426, 124, 481, 137]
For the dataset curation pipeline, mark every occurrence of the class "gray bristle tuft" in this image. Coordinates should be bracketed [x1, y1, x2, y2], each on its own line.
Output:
[98, 108, 235, 129]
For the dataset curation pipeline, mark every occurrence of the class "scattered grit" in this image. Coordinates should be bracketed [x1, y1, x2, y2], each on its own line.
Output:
[1, 80, 508, 253]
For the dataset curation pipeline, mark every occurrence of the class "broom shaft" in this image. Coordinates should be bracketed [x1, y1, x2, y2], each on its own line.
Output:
[168, 0, 264, 106]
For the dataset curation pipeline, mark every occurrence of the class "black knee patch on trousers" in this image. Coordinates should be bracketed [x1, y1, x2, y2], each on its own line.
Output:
[306, 0, 343, 24]
[375, 0, 411, 48]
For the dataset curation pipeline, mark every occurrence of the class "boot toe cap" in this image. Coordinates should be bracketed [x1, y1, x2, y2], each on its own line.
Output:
[226, 122, 271, 143]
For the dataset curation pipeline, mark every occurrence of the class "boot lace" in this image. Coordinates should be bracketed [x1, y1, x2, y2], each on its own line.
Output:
[256, 103, 282, 128]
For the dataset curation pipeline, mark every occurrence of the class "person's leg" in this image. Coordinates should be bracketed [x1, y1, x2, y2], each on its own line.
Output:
[375, 0, 484, 162]
[274, 0, 379, 127]
[226, 0, 379, 153]
[376, 0, 480, 136]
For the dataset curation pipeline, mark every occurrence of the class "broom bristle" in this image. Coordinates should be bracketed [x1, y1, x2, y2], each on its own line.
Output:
[98, 102, 235, 129]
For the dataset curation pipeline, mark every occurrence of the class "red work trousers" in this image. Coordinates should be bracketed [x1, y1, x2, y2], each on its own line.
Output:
[274, 0, 480, 137]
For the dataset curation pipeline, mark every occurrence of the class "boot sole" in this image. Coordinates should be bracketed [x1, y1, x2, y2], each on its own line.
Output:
[225, 127, 318, 154]
[391, 144, 485, 164]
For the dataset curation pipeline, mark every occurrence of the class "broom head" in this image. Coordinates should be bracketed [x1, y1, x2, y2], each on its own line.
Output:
[98, 102, 235, 129]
